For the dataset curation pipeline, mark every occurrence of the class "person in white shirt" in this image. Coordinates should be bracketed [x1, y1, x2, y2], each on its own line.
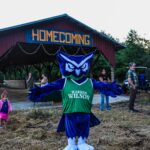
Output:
[40, 73, 48, 87]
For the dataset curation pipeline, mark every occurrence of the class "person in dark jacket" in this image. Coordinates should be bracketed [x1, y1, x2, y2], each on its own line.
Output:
[127, 62, 139, 112]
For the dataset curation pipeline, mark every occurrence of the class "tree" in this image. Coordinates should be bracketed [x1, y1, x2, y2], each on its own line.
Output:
[115, 30, 150, 82]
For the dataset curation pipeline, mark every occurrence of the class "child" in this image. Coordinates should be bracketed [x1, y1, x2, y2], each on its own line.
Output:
[0, 89, 12, 129]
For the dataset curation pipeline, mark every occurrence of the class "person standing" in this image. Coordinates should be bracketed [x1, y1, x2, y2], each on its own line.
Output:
[99, 69, 111, 111]
[40, 73, 48, 87]
[0, 89, 12, 129]
[26, 72, 35, 90]
[127, 62, 138, 112]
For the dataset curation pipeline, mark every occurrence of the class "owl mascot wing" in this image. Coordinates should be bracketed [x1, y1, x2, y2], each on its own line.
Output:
[29, 51, 122, 150]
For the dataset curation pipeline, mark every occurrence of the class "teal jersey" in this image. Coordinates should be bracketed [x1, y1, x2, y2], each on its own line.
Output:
[62, 78, 94, 113]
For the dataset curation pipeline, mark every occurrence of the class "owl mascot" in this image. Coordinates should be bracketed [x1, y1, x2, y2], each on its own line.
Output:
[29, 51, 122, 150]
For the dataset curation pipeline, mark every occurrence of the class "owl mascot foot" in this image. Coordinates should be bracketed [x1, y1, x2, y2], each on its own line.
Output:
[77, 137, 95, 150]
[63, 138, 78, 150]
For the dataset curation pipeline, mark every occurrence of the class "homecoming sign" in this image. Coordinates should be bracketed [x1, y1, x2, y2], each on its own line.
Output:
[26, 29, 93, 46]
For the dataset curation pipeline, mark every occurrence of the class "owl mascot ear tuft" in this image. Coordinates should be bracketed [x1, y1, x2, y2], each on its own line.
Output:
[56, 51, 95, 79]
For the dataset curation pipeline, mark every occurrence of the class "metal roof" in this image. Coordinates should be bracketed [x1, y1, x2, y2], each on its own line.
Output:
[0, 14, 125, 49]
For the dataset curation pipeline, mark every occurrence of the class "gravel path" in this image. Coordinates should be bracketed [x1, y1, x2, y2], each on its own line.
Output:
[11, 94, 129, 110]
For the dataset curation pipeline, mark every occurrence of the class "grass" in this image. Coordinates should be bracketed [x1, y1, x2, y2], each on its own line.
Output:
[0, 94, 150, 150]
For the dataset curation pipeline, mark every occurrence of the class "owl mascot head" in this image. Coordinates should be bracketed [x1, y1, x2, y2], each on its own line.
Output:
[56, 51, 94, 80]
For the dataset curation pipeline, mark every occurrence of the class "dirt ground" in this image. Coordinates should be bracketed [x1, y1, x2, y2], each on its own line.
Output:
[0, 90, 150, 150]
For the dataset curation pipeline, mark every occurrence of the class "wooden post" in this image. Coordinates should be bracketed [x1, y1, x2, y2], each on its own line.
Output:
[111, 66, 115, 82]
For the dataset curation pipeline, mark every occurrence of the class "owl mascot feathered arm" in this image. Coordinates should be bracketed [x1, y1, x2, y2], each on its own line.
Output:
[29, 51, 122, 150]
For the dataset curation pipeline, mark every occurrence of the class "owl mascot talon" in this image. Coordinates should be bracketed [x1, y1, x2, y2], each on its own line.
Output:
[29, 51, 122, 150]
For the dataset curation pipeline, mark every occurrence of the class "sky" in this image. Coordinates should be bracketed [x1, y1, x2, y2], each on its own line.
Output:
[0, 0, 150, 42]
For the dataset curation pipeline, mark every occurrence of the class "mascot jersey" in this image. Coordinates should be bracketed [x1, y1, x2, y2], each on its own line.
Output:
[29, 51, 122, 150]
[62, 78, 93, 113]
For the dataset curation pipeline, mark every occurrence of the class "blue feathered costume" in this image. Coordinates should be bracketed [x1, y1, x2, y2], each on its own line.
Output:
[29, 51, 122, 150]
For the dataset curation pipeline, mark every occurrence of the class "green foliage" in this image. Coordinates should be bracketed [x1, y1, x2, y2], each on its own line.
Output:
[115, 29, 150, 82]
[92, 54, 111, 79]
[0, 71, 4, 80]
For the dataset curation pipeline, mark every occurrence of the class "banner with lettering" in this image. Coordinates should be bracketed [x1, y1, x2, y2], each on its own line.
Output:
[26, 29, 93, 47]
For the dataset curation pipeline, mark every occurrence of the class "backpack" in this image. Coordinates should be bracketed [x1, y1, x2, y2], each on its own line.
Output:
[0, 100, 8, 114]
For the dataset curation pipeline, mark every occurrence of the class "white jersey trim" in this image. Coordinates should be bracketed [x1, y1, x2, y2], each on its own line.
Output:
[90, 79, 93, 88]
[63, 78, 67, 89]
[71, 78, 88, 85]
